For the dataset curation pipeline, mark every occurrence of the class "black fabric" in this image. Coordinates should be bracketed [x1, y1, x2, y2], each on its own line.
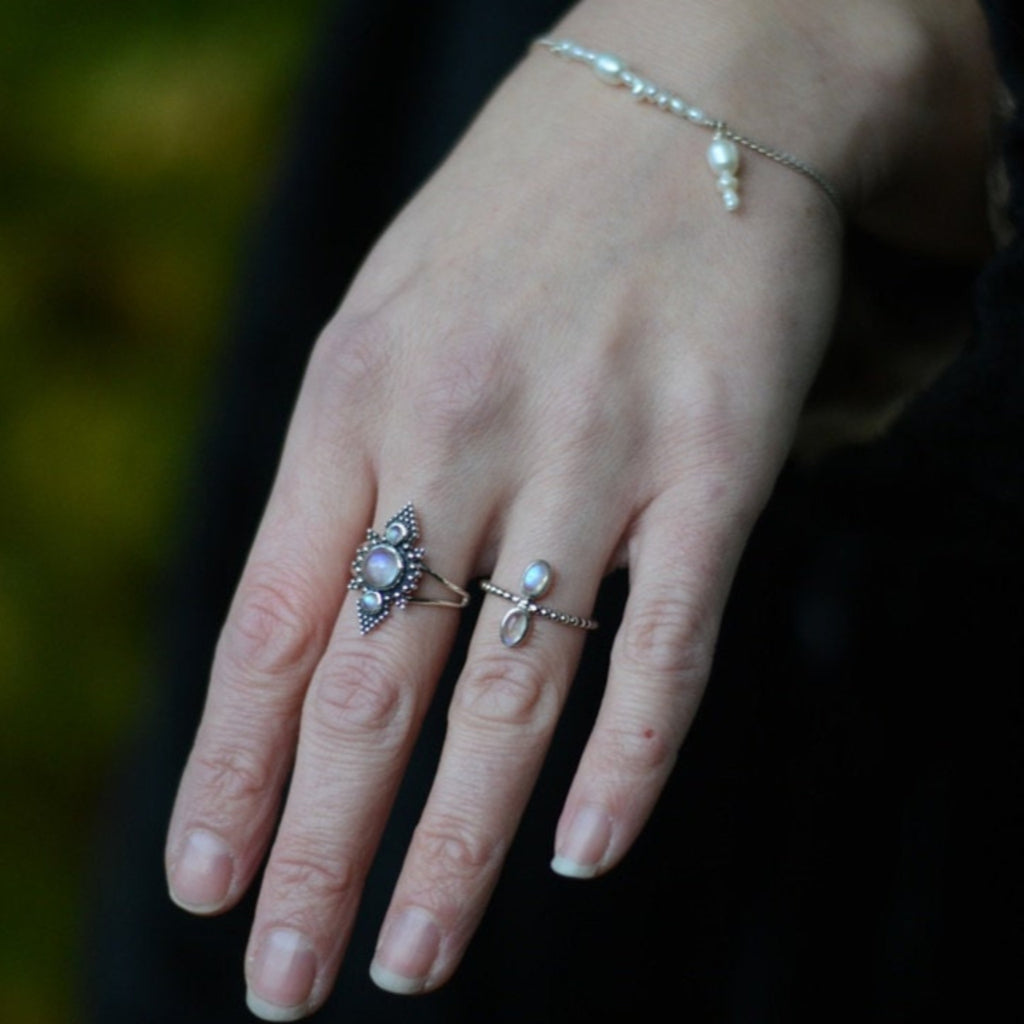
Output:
[85, 2, 1024, 1021]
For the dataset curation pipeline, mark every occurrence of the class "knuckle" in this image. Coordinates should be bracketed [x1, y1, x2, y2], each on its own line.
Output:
[309, 645, 409, 739]
[311, 313, 395, 412]
[614, 588, 714, 687]
[548, 369, 614, 448]
[451, 654, 559, 733]
[410, 328, 515, 446]
[536, 374, 646, 500]
[264, 849, 357, 909]
[412, 816, 502, 886]
[221, 570, 323, 681]
[193, 741, 273, 809]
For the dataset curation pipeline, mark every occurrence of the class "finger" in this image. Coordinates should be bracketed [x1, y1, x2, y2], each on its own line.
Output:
[550, 490, 751, 880]
[368, 488, 617, 995]
[165, 332, 376, 916]
[243, 487, 478, 1020]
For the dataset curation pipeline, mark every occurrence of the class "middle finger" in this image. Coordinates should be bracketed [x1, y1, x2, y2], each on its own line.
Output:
[243, 484, 480, 1020]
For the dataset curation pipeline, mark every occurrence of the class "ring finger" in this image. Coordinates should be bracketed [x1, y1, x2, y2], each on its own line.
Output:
[368, 484, 620, 994]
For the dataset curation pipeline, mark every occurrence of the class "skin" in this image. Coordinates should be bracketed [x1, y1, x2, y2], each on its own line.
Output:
[164, 0, 996, 1018]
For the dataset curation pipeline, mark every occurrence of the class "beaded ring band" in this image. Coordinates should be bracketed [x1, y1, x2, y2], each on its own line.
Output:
[535, 37, 843, 215]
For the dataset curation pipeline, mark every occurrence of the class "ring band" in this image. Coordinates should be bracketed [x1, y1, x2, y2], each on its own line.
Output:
[480, 560, 598, 647]
[349, 503, 469, 634]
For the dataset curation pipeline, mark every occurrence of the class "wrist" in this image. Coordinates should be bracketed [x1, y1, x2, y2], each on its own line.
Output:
[552, 0, 996, 253]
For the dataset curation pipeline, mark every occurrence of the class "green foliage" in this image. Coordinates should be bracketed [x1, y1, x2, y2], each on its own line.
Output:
[0, 3, 323, 1020]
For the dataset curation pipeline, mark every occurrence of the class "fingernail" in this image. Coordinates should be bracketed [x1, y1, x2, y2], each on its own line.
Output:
[370, 907, 441, 995]
[551, 804, 612, 879]
[246, 928, 318, 1022]
[169, 829, 234, 912]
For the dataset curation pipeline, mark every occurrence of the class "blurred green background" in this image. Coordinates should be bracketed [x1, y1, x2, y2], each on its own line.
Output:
[1, 3, 323, 1020]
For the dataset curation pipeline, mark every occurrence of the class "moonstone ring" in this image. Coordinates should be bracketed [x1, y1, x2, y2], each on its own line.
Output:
[349, 503, 469, 634]
[480, 561, 599, 647]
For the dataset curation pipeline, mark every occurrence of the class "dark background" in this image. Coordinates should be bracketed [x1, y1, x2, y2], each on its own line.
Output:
[0, 4, 322, 1020]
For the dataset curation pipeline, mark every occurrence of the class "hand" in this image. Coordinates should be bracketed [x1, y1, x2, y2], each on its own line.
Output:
[164, 0, 995, 1017]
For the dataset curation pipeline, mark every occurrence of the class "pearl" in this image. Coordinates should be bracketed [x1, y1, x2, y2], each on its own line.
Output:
[716, 172, 739, 192]
[707, 136, 740, 175]
[722, 189, 740, 212]
[500, 608, 531, 647]
[593, 53, 625, 84]
[521, 560, 552, 599]
[363, 544, 403, 590]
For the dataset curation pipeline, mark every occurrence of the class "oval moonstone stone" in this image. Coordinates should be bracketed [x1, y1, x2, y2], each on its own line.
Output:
[521, 560, 552, 598]
[363, 544, 403, 590]
[500, 607, 531, 647]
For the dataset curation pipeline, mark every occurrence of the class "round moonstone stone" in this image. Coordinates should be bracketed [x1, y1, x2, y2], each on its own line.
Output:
[521, 560, 552, 598]
[363, 544, 403, 590]
[360, 590, 384, 614]
[500, 608, 531, 647]
[385, 522, 408, 544]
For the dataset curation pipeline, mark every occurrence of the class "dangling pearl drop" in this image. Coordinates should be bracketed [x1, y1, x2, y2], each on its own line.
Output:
[707, 131, 741, 212]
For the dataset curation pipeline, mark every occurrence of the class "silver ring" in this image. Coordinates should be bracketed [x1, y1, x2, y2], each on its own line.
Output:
[480, 560, 598, 647]
[349, 503, 469, 635]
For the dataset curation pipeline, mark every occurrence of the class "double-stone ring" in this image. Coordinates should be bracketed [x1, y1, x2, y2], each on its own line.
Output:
[349, 503, 469, 634]
[480, 560, 599, 647]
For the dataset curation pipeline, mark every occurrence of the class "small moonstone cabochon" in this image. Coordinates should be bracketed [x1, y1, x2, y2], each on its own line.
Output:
[500, 607, 531, 647]
[521, 560, 552, 599]
[360, 590, 384, 614]
[385, 521, 408, 544]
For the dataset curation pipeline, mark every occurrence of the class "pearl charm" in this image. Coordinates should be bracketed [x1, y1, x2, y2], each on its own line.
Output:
[707, 133, 741, 212]
[706, 135, 740, 174]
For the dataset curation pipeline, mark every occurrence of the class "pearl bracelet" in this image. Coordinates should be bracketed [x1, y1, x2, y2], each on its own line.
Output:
[535, 37, 842, 215]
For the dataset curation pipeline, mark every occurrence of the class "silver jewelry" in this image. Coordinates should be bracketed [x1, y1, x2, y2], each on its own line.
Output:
[480, 560, 598, 647]
[349, 503, 469, 634]
[535, 37, 842, 215]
